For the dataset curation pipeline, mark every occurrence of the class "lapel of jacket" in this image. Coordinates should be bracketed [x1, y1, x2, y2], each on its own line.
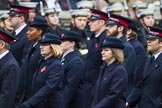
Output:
[15, 25, 28, 38]
[143, 53, 162, 78]
[95, 63, 107, 103]
[0, 52, 10, 69]
[95, 62, 117, 102]
[62, 51, 77, 67]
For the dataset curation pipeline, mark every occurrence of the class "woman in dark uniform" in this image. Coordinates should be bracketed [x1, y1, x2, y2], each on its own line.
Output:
[60, 30, 84, 108]
[20, 33, 64, 108]
[125, 21, 147, 86]
[91, 36, 128, 108]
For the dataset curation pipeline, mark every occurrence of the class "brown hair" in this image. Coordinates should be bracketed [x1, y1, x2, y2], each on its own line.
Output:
[111, 48, 124, 64]
[128, 29, 138, 40]
[50, 44, 62, 57]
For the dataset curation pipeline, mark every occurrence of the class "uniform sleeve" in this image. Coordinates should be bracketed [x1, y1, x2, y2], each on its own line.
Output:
[127, 82, 143, 107]
[27, 64, 63, 106]
[0, 64, 19, 107]
[94, 68, 127, 108]
[123, 44, 136, 85]
[62, 59, 83, 108]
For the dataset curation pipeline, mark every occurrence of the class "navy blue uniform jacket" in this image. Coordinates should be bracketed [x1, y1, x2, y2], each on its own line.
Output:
[120, 36, 136, 90]
[61, 50, 83, 108]
[16, 43, 42, 104]
[128, 39, 147, 85]
[26, 56, 64, 108]
[0, 52, 19, 108]
[84, 30, 106, 85]
[10, 25, 30, 66]
[127, 53, 162, 108]
[78, 30, 106, 108]
[91, 62, 128, 108]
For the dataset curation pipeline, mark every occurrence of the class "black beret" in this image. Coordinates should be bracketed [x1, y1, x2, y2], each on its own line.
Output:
[60, 31, 82, 42]
[28, 15, 48, 28]
[39, 33, 61, 45]
[100, 36, 124, 49]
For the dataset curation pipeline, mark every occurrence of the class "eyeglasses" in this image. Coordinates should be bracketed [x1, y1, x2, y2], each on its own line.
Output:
[9, 15, 21, 18]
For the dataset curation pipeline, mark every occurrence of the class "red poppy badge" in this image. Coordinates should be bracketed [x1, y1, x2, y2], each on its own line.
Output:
[41, 66, 46, 73]
[95, 43, 99, 48]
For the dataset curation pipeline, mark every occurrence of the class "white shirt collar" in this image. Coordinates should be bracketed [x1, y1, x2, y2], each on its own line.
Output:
[0, 50, 9, 59]
[95, 32, 102, 38]
[15, 24, 27, 35]
[33, 42, 38, 47]
[62, 49, 74, 59]
[153, 51, 162, 60]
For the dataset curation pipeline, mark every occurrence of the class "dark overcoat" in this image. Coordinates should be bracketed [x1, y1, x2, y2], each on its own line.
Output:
[127, 53, 162, 108]
[91, 62, 128, 108]
[78, 30, 106, 108]
[61, 50, 83, 108]
[10, 25, 30, 66]
[120, 36, 136, 91]
[0, 52, 19, 108]
[128, 39, 147, 85]
[26, 56, 64, 108]
[16, 43, 42, 105]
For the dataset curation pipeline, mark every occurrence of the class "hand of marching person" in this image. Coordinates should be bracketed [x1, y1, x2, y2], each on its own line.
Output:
[126, 102, 129, 108]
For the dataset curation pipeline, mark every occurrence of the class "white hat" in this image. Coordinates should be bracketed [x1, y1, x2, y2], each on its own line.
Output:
[76, 1, 94, 9]
[19, 2, 38, 8]
[132, 2, 148, 9]
[44, 8, 57, 15]
[0, 13, 9, 21]
[71, 9, 88, 17]
[107, 5, 123, 12]
[137, 9, 154, 18]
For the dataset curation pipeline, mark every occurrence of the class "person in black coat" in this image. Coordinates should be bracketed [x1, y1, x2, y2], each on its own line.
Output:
[44, 8, 62, 36]
[91, 36, 128, 108]
[16, 15, 48, 106]
[60, 31, 83, 108]
[106, 13, 136, 96]
[125, 21, 147, 86]
[127, 26, 162, 108]
[80, 9, 108, 108]
[0, 29, 19, 108]
[20, 33, 64, 108]
[69, 9, 92, 60]
[70, 9, 92, 40]
[8, 4, 32, 66]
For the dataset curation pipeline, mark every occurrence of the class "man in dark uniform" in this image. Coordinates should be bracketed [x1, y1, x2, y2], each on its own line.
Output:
[45, 8, 62, 36]
[137, 9, 155, 50]
[69, 9, 92, 59]
[79, 9, 108, 108]
[127, 26, 162, 108]
[0, 29, 19, 108]
[106, 13, 136, 96]
[70, 9, 90, 40]
[138, 9, 155, 32]
[8, 4, 31, 66]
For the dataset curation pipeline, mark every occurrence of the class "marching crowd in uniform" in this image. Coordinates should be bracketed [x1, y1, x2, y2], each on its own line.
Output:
[0, 0, 162, 108]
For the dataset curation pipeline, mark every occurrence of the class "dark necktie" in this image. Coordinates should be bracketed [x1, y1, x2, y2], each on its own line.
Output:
[150, 56, 155, 64]
[12, 31, 16, 36]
